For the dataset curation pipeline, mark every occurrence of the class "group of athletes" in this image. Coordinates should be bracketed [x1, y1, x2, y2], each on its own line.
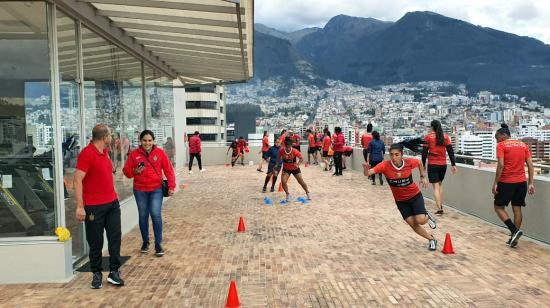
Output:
[228, 120, 536, 251]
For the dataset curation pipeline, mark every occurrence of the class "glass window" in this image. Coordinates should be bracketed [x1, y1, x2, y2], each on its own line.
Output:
[81, 26, 143, 202]
[186, 101, 217, 109]
[56, 10, 86, 259]
[187, 117, 217, 125]
[188, 133, 217, 141]
[0, 2, 56, 237]
[185, 86, 215, 93]
[144, 66, 174, 166]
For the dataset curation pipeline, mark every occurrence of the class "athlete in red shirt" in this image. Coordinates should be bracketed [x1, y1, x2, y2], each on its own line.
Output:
[306, 129, 318, 165]
[279, 138, 311, 201]
[321, 130, 332, 171]
[493, 124, 535, 248]
[332, 127, 346, 176]
[361, 123, 373, 163]
[237, 137, 248, 166]
[363, 140, 439, 251]
[257, 131, 270, 172]
[421, 120, 457, 215]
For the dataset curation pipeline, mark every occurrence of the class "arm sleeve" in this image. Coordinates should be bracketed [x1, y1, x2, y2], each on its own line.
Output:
[122, 151, 135, 178]
[446, 144, 456, 166]
[421, 146, 428, 167]
[161, 151, 176, 190]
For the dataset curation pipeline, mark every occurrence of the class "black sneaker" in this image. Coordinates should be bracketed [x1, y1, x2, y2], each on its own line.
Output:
[107, 271, 124, 286]
[140, 242, 149, 254]
[155, 246, 165, 257]
[270, 187, 275, 192]
[510, 230, 523, 248]
[262, 187, 266, 193]
[428, 239, 437, 251]
[91, 272, 102, 289]
[371, 181, 376, 185]
[506, 237, 512, 245]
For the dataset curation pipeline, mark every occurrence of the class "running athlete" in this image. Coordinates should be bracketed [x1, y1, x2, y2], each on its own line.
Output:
[290, 131, 301, 151]
[366, 131, 385, 185]
[332, 127, 345, 176]
[279, 129, 287, 145]
[257, 131, 270, 172]
[361, 123, 373, 163]
[237, 136, 248, 166]
[322, 130, 332, 171]
[363, 141, 438, 251]
[306, 129, 318, 165]
[279, 139, 311, 201]
[493, 124, 535, 248]
[226, 138, 239, 167]
[316, 130, 323, 155]
[422, 120, 457, 215]
[262, 139, 282, 193]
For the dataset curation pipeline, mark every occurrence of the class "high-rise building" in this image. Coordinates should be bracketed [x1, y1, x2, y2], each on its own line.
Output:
[184, 85, 226, 142]
[522, 138, 550, 161]
[460, 132, 483, 157]
[474, 130, 496, 159]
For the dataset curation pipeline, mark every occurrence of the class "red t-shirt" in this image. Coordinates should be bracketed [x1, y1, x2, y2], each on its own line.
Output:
[76, 143, 118, 206]
[308, 133, 316, 148]
[292, 134, 300, 146]
[372, 158, 421, 201]
[279, 147, 302, 171]
[316, 133, 323, 147]
[361, 133, 373, 149]
[279, 134, 286, 144]
[323, 136, 332, 151]
[424, 132, 452, 165]
[497, 139, 531, 183]
[261, 136, 270, 152]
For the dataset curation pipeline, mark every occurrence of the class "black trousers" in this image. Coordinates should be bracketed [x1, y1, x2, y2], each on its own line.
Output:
[85, 200, 121, 273]
[362, 149, 369, 162]
[334, 152, 343, 175]
[189, 153, 202, 170]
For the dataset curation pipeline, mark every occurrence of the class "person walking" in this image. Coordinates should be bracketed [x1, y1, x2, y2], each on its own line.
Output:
[366, 131, 385, 185]
[363, 140, 438, 251]
[492, 124, 535, 248]
[361, 123, 373, 163]
[74, 124, 124, 289]
[290, 130, 301, 151]
[237, 136, 248, 166]
[280, 139, 311, 201]
[307, 129, 318, 165]
[322, 130, 332, 171]
[188, 131, 205, 174]
[332, 127, 345, 176]
[262, 139, 282, 192]
[227, 138, 240, 167]
[257, 131, 270, 172]
[123, 129, 176, 257]
[422, 120, 457, 215]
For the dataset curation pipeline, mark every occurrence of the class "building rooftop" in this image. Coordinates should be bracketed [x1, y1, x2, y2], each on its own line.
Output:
[1, 166, 549, 306]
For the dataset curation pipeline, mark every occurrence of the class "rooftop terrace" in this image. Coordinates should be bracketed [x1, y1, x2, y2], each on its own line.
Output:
[1, 165, 549, 306]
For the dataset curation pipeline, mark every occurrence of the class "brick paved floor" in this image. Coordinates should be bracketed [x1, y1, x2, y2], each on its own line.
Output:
[1, 165, 549, 307]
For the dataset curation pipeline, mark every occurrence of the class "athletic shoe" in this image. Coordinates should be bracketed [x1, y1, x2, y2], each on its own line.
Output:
[506, 237, 512, 245]
[306, 192, 311, 200]
[510, 230, 523, 248]
[140, 242, 149, 254]
[428, 239, 437, 251]
[91, 272, 102, 289]
[426, 211, 437, 229]
[262, 187, 266, 193]
[342, 166, 347, 170]
[200, 169, 207, 173]
[188, 170, 193, 175]
[155, 246, 165, 257]
[107, 271, 124, 286]
[270, 187, 275, 192]
[435, 209, 444, 215]
[257, 168, 262, 172]
[324, 168, 328, 171]
[371, 181, 376, 185]
[332, 173, 338, 176]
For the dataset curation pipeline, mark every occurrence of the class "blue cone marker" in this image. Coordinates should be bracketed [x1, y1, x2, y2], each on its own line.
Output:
[264, 197, 273, 205]
[280, 199, 288, 205]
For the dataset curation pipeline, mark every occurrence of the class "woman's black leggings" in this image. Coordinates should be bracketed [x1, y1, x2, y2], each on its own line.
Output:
[334, 152, 343, 175]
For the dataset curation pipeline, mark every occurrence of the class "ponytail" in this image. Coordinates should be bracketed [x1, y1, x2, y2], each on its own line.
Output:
[431, 120, 444, 146]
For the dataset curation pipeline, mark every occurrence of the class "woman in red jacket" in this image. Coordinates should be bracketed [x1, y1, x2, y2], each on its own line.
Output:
[123, 130, 176, 257]
[188, 131, 205, 174]
[332, 127, 346, 176]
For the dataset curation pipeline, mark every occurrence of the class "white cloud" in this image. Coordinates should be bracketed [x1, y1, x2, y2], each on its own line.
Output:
[255, 0, 550, 44]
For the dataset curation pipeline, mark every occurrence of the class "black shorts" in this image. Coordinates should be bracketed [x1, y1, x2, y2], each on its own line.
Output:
[317, 146, 322, 151]
[427, 165, 447, 183]
[308, 148, 316, 154]
[283, 168, 301, 176]
[322, 151, 328, 157]
[494, 182, 527, 207]
[396, 193, 426, 220]
[267, 163, 281, 175]
[262, 151, 269, 160]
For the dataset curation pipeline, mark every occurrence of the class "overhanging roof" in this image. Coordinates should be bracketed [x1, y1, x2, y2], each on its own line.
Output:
[54, 0, 254, 85]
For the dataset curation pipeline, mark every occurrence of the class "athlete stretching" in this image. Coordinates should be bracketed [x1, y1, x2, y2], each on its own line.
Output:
[280, 139, 311, 202]
[363, 141, 438, 251]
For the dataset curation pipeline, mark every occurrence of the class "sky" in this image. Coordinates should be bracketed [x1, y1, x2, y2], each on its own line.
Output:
[255, 0, 550, 44]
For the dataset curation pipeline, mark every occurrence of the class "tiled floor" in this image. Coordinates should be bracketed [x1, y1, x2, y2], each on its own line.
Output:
[1, 165, 549, 307]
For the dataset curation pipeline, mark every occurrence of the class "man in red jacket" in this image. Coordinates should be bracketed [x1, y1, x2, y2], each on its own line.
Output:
[188, 131, 205, 174]
[237, 136, 248, 166]
[332, 127, 346, 176]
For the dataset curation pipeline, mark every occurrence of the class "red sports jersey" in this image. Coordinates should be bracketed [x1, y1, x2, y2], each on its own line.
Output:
[361, 133, 373, 149]
[424, 132, 452, 165]
[261, 136, 270, 152]
[292, 134, 300, 146]
[372, 158, 421, 201]
[316, 133, 323, 147]
[308, 133, 316, 148]
[323, 136, 332, 151]
[279, 147, 302, 171]
[279, 134, 286, 144]
[497, 139, 531, 183]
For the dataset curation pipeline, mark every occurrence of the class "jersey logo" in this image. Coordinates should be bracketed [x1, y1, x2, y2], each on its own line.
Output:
[153, 155, 158, 161]
[387, 175, 413, 187]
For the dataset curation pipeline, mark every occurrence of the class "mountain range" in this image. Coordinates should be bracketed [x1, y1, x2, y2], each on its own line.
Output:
[252, 11, 550, 104]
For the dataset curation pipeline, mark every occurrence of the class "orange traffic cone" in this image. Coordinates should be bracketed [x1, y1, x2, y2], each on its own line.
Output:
[442, 232, 455, 254]
[278, 177, 290, 192]
[225, 280, 240, 308]
[237, 217, 246, 232]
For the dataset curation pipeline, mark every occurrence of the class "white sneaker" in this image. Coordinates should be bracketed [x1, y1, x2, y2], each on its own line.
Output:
[188, 170, 193, 175]
[200, 169, 206, 173]
[426, 211, 437, 229]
